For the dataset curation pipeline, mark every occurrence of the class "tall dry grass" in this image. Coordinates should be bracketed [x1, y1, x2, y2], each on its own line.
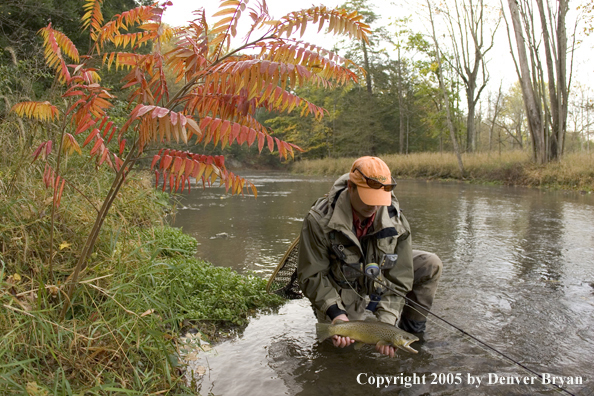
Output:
[291, 151, 594, 191]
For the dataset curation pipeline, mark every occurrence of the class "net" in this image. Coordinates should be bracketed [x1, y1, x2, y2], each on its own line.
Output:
[266, 236, 303, 299]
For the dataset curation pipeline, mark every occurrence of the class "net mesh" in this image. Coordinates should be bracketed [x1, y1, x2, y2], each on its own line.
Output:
[266, 236, 303, 299]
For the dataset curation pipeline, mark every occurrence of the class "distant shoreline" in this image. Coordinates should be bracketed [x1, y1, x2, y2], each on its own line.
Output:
[289, 151, 594, 193]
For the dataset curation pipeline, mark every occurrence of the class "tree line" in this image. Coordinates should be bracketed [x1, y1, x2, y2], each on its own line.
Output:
[253, 0, 593, 171]
[1, 0, 593, 171]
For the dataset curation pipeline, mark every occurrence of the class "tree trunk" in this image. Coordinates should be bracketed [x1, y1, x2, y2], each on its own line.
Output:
[428, 0, 465, 177]
[397, 48, 405, 154]
[506, 0, 546, 163]
[466, 83, 476, 152]
[488, 86, 502, 154]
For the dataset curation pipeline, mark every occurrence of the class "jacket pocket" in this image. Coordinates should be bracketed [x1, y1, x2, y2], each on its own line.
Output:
[331, 248, 361, 281]
[377, 236, 397, 255]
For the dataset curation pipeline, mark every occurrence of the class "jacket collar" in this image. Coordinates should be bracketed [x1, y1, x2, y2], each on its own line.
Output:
[326, 173, 400, 244]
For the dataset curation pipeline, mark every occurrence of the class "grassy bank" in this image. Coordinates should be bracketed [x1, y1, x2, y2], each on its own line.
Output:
[291, 151, 594, 192]
[0, 160, 283, 394]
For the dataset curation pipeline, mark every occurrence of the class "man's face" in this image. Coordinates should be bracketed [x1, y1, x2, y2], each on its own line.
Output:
[349, 182, 380, 220]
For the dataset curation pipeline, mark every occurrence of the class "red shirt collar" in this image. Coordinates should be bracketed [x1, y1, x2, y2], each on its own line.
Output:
[352, 209, 375, 240]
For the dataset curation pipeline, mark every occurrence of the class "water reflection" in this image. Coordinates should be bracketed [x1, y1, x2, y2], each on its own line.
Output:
[174, 173, 594, 396]
[173, 173, 334, 275]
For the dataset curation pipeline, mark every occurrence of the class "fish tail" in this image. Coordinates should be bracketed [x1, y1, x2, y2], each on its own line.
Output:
[315, 322, 332, 342]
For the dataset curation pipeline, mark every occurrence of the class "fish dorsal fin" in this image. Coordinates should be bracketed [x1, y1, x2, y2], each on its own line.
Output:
[363, 317, 376, 322]
[333, 319, 346, 324]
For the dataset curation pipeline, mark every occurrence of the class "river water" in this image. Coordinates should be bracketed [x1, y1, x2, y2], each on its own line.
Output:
[173, 171, 594, 396]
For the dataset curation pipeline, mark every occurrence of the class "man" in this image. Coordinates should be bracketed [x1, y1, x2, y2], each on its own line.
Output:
[297, 156, 442, 357]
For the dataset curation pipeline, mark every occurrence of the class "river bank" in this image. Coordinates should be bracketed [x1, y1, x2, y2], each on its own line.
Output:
[0, 165, 283, 394]
[290, 151, 594, 192]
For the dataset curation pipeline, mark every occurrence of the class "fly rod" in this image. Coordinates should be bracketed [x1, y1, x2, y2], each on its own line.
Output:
[349, 264, 577, 396]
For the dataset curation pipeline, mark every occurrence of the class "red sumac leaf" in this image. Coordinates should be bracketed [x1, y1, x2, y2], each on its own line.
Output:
[199, 116, 212, 130]
[75, 119, 95, 135]
[119, 139, 126, 156]
[184, 158, 194, 176]
[274, 137, 282, 157]
[103, 121, 114, 138]
[247, 128, 257, 146]
[83, 128, 100, 147]
[137, 105, 155, 118]
[97, 116, 108, 132]
[56, 178, 66, 207]
[231, 122, 240, 143]
[152, 106, 169, 119]
[43, 164, 51, 187]
[99, 147, 109, 166]
[113, 154, 123, 172]
[106, 123, 116, 143]
[173, 156, 183, 174]
[210, 118, 221, 134]
[161, 154, 173, 170]
[90, 138, 104, 156]
[169, 111, 178, 125]
[238, 126, 248, 145]
[257, 132, 265, 153]
[53, 175, 61, 194]
[180, 174, 186, 192]
[150, 155, 161, 170]
[32, 141, 49, 163]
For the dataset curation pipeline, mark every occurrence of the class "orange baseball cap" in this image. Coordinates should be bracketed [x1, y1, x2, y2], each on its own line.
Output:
[349, 156, 393, 206]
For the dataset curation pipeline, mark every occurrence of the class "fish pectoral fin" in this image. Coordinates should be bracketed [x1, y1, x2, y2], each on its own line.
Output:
[354, 342, 365, 350]
[376, 340, 390, 347]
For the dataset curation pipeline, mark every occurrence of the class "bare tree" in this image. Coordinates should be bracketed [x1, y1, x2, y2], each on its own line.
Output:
[487, 85, 504, 153]
[428, 0, 465, 177]
[441, 0, 501, 153]
[569, 83, 594, 152]
[391, 17, 412, 154]
[504, 0, 575, 163]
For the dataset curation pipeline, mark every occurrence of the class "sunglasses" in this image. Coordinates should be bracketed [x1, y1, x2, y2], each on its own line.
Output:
[355, 168, 397, 191]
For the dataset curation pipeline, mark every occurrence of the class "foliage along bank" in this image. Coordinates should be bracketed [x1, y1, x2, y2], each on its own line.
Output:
[0, 166, 283, 394]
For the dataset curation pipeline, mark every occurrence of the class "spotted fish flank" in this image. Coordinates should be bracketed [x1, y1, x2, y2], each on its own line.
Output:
[316, 320, 419, 354]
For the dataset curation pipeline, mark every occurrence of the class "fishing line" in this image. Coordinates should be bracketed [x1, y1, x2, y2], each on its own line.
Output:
[350, 265, 577, 396]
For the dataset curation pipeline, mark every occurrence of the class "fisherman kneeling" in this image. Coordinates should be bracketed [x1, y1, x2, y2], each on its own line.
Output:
[297, 156, 442, 357]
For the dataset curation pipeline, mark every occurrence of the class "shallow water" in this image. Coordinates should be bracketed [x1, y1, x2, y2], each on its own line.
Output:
[173, 172, 594, 395]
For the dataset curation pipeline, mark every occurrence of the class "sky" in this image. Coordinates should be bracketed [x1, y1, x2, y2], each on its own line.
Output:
[160, 0, 594, 97]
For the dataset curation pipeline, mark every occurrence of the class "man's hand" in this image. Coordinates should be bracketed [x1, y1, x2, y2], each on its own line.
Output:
[331, 314, 355, 348]
[375, 343, 397, 358]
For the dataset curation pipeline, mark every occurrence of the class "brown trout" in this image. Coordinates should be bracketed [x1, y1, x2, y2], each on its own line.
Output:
[316, 320, 419, 354]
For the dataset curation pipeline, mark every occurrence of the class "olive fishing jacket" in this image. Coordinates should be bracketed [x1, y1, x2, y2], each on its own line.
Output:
[297, 174, 414, 325]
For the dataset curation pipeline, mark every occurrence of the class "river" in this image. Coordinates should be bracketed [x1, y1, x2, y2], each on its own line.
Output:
[173, 171, 594, 396]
